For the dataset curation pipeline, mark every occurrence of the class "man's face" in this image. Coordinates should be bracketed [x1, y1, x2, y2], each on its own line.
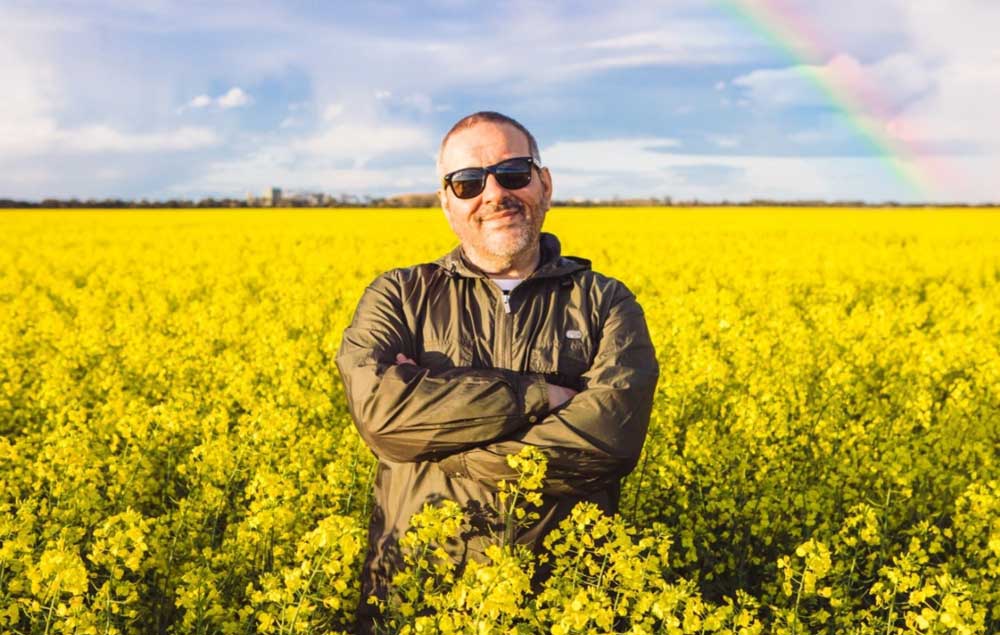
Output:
[437, 122, 552, 263]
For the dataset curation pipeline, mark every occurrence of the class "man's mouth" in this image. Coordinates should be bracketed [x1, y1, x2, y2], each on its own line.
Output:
[481, 208, 522, 223]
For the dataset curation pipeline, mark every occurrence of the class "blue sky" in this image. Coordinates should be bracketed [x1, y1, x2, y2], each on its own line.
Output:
[2, 1, 996, 203]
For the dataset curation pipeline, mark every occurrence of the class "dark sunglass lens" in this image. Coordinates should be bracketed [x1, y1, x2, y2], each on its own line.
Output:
[450, 170, 486, 198]
[495, 159, 532, 190]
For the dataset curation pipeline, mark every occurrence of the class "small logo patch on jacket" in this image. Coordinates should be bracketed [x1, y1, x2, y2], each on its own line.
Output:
[566, 329, 583, 339]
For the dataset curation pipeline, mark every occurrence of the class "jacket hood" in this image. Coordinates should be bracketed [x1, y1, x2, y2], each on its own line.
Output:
[433, 231, 591, 281]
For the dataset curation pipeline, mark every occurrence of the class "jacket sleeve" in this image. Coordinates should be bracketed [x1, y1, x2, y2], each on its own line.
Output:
[335, 270, 551, 464]
[437, 281, 659, 496]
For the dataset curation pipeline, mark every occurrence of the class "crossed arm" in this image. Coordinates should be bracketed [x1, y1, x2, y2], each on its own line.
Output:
[335, 270, 659, 496]
[394, 352, 579, 413]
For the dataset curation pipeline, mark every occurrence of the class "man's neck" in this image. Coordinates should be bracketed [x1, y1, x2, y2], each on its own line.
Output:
[463, 242, 541, 279]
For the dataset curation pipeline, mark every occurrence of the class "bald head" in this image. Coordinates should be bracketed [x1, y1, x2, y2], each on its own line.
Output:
[437, 111, 541, 175]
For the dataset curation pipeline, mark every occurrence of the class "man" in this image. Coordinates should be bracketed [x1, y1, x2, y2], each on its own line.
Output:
[335, 111, 659, 629]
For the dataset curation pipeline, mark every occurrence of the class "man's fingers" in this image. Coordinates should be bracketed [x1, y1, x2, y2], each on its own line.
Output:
[395, 353, 416, 365]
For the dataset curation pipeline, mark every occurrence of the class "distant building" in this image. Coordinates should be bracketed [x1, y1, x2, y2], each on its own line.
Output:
[262, 187, 282, 207]
[245, 187, 341, 207]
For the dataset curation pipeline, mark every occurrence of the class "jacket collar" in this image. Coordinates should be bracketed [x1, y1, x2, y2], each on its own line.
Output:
[434, 231, 591, 281]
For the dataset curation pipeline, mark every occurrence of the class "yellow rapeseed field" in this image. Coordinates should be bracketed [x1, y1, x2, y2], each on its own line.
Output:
[1, 207, 998, 634]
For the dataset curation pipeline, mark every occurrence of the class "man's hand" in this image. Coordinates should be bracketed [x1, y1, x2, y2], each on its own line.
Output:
[395, 353, 416, 366]
[546, 382, 577, 411]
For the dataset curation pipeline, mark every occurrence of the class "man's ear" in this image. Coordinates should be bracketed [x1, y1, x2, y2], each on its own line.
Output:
[539, 166, 553, 210]
[439, 188, 459, 231]
[437, 187, 449, 214]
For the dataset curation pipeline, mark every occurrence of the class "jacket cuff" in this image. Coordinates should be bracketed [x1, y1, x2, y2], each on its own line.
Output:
[521, 374, 549, 424]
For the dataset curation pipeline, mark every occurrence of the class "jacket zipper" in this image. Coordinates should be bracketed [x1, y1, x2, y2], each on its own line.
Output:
[495, 286, 511, 369]
[504, 291, 513, 368]
[488, 284, 514, 370]
[484, 261, 554, 370]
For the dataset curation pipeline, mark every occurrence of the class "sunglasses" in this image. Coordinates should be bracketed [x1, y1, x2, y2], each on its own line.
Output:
[441, 156, 539, 199]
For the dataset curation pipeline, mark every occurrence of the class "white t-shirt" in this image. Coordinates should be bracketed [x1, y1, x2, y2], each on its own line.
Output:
[490, 278, 523, 293]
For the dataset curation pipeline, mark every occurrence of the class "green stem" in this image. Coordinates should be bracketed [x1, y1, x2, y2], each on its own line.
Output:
[344, 449, 359, 514]
[628, 446, 652, 525]
[595, 552, 610, 589]
[792, 569, 807, 635]
[287, 545, 330, 633]
[42, 588, 56, 635]
[504, 490, 521, 549]
[883, 582, 897, 635]
[105, 582, 113, 634]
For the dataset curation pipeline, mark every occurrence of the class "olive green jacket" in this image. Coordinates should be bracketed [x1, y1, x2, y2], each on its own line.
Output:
[335, 231, 658, 625]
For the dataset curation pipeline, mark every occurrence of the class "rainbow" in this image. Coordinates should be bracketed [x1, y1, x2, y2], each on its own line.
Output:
[722, 0, 947, 201]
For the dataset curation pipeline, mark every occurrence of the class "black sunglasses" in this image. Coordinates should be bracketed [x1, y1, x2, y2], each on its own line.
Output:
[441, 156, 539, 199]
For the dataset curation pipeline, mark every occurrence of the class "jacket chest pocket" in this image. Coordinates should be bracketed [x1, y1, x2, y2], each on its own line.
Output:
[530, 335, 592, 390]
[419, 334, 473, 372]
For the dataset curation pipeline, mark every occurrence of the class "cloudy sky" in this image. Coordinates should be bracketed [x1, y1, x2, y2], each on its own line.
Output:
[2, 1, 997, 203]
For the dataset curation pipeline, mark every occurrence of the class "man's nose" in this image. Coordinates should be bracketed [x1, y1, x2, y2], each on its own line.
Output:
[480, 171, 511, 203]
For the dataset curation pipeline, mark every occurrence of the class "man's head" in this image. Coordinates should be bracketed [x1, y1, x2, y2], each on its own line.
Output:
[437, 112, 552, 270]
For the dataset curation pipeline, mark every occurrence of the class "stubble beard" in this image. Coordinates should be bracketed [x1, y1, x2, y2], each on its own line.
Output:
[476, 200, 541, 261]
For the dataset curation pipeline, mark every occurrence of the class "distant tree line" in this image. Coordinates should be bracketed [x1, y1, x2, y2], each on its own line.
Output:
[0, 194, 439, 209]
[550, 197, 1000, 208]
[1, 195, 996, 209]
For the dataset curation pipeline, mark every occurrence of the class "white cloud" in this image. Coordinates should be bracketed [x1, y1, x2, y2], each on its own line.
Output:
[885, 5, 1000, 150]
[217, 87, 251, 109]
[188, 94, 213, 109]
[181, 146, 433, 197]
[184, 157, 433, 196]
[370, 91, 447, 115]
[181, 86, 252, 112]
[0, 39, 58, 150]
[178, 115, 436, 196]
[0, 121, 220, 155]
[731, 53, 931, 112]
[732, 66, 811, 108]
[0, 40, 219, 156]
[541, 136, 998, 202]
[869, 2, 1000, 199]
[727, 1, 999, 157]
[290, 121, 431, 165]
[59, 125, 219, 152]
[716, 1, 1000, 201]
[578, 20, 756, 70]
